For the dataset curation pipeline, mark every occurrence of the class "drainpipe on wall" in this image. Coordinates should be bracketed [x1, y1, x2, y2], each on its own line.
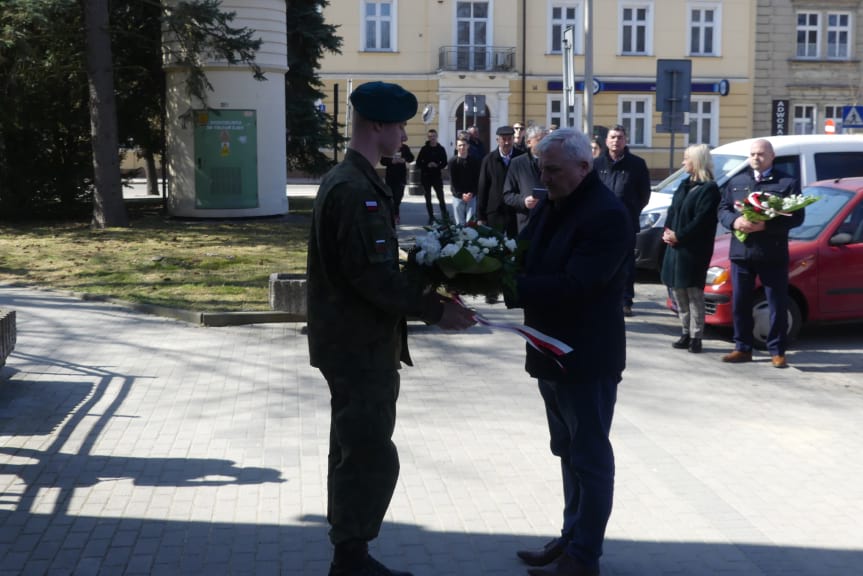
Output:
[521, 0, 526, 124]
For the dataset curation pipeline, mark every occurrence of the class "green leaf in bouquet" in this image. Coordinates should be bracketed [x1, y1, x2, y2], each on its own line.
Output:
[437, 248, 502, 277]
[436, 248, 478, 277]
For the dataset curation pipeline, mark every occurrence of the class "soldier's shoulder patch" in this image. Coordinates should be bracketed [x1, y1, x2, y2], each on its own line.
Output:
[365, 200, 379, 212]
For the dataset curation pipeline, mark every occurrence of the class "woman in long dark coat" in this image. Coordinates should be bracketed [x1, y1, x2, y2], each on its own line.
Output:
[660, 143, 720, 353]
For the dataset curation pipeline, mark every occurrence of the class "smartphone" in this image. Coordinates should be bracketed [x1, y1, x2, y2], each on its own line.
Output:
[531, 187, 548, 200]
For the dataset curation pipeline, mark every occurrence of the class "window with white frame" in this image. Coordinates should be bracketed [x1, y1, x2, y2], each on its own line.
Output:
[362, 1, 396, 51]
[793, 104, 816, 135]
[687, 97, 718, 147]
[550, 2, 582, 54]
[547, 94, 581, 129]
[620, 3, 652, 55]
[796, 12, 820, 58]
[688, 3, 720, 56]
[827, 12, 851, 59]
[824, 104, 844, 133]
[619, 96, 651, 146]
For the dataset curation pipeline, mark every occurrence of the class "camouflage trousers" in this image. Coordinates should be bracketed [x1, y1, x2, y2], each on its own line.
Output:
[322, 368, 401, 545]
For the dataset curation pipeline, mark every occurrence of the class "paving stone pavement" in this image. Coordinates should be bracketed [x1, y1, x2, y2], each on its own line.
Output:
[1, 189, 862, 575]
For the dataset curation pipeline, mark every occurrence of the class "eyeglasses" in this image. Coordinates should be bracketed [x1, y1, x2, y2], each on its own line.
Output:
[513, 126, 524, 130]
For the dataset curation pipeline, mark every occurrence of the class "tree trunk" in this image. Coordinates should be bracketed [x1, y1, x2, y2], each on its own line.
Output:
[82, 0, 128, 228]
[144, 150, 160, 196]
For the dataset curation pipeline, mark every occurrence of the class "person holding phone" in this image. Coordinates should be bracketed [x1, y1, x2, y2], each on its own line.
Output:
[503, 125, 549, 232]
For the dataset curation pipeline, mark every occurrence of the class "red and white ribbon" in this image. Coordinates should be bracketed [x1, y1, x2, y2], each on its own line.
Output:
[453, 295, 573, 371]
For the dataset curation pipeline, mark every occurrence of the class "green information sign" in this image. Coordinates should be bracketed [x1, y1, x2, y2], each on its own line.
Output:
[194, 109, 258, 209]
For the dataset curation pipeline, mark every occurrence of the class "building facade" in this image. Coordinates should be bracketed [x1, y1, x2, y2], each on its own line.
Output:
[317, 0, 755, 177]
[754, 0, 863, 138]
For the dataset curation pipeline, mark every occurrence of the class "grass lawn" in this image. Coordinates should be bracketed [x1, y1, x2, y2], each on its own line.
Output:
[0, 198, 313, 312]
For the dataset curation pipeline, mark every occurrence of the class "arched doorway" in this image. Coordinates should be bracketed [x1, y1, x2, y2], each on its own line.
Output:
[455, 102, 491, 154]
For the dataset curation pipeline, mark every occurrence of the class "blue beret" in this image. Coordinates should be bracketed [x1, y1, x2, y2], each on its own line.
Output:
[350, 81, 418, 123]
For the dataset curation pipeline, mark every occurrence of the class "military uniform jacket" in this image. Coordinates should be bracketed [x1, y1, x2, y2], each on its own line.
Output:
[718, 167, 803, 264]
[306, 149, 443, 373]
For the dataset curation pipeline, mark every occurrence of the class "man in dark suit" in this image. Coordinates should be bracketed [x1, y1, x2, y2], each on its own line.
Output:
[593, 124, 651, 316]
[506, 128, 633, 576]
[717, 139, 804, 368]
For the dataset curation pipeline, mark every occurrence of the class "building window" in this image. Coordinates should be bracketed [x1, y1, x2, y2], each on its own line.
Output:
[620, 3, 652, 55]
[827, 12, 851, 59]
[362, 1, 396, 52]
[824, 105, 844, 133]
[688, 4, 720, 56]
[687, 97, 718, 147]
[547, 94, 581, 129]
[619, 96, 651, 146]
[456, 1, 490, 70]
[793, 104, 816, 135]
[796, 12, 820, 58]
[550, 2, 581, 54]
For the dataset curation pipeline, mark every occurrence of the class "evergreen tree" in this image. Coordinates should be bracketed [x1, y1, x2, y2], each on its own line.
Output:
[285, 0, 343, 176]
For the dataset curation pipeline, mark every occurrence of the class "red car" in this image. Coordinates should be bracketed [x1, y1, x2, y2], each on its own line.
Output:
[703, 177, 863, 347]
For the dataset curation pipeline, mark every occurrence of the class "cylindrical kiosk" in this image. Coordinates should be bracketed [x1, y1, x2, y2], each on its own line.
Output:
[163, 1, 288, 217]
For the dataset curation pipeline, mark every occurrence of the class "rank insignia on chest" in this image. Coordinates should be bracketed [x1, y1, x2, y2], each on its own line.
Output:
[374, 239, 387, 253]
[365, 200, 379, 212]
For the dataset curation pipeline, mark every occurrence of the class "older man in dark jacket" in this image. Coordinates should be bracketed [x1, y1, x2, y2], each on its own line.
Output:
[717, 138, 803, 368]
[507, 128, 633, 576]
[477, 125, 524, 236]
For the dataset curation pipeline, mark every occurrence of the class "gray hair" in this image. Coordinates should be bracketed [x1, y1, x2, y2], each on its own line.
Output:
[525, 125, 547, 141]
[534, 128, 592, 166]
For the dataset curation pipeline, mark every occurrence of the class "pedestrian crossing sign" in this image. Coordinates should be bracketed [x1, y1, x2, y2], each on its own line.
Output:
[842, 106, 863, 128]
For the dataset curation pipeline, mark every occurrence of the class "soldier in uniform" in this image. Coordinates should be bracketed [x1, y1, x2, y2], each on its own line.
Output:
[306, 81, 476, 576]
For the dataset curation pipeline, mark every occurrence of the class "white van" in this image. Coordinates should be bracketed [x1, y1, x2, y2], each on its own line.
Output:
[636, 134, 863, 270]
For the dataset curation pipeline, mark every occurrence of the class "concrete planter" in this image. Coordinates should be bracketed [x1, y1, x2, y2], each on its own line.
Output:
[0, 309, 16, 368]
[268, 273, 307, 317]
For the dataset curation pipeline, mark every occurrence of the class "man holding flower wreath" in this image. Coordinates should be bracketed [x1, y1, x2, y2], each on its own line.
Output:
[307, 81, 476, 576]
[717, 138, 804, 368]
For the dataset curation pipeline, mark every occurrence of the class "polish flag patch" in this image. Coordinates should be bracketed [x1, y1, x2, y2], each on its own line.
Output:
[365, 201, 379, 212]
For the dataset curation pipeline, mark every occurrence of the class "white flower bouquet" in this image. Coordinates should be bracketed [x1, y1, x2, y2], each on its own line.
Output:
[407, 221, 523, 297]
[733, 191, 818, 242]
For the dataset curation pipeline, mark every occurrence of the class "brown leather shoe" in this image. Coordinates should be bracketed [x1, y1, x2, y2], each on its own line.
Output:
[527, 553, 600, 576]
[722, 350, 753, 363]
[771, 355, 788, 368]
[517, 538, 567, 567]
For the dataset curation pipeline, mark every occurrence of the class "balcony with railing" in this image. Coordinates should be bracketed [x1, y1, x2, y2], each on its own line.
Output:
[438, 45, 517, 73]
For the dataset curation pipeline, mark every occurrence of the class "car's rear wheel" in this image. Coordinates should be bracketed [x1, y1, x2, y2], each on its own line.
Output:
[752, 295, 802, 350]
